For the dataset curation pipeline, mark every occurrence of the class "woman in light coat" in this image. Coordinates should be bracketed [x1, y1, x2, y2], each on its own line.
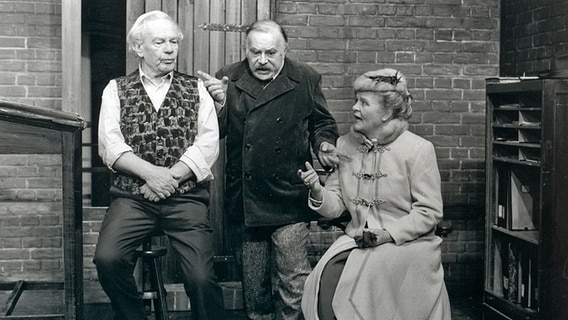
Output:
[299, 68, 451, 320]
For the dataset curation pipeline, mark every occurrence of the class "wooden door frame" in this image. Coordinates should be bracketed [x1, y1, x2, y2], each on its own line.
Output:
[62, 0, 274, 111]
[62, 0, 81, 115]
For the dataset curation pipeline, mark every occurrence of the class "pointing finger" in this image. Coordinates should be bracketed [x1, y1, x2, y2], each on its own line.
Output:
[221, 76, 229, 89]
[305, 161, 315, 171]
[196, 70, 214, 81]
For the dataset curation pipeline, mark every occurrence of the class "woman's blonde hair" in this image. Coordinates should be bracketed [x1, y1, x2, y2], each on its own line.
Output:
[353, 68, 413, 120]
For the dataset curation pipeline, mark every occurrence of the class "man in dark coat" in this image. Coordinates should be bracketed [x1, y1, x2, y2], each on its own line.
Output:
[199, 20, 339, 320]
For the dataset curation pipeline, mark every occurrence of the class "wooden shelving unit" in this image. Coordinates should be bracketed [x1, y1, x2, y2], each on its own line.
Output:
[484, 79, 568, 319]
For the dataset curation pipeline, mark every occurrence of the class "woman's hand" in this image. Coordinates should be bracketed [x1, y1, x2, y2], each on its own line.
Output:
[297, 161, 323, 201]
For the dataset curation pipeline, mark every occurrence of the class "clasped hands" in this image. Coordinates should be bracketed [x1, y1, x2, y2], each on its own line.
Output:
[140, 165, 183, 202]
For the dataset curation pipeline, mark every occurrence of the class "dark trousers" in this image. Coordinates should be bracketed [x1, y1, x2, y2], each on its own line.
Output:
[94, 187, 225, 320]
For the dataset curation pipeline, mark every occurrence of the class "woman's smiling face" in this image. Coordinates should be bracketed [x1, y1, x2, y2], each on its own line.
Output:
[352, 91, 390, 138]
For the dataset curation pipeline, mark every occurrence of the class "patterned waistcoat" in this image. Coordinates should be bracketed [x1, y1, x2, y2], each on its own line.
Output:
[113, 70, 201, 195]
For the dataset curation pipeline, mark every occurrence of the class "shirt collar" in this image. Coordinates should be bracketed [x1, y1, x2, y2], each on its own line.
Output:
[139, 67, 173, 87]
[272, 59, 285, 80]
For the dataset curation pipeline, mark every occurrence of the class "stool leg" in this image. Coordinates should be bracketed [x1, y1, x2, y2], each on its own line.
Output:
[150, 258, 169, 320]
[142, 256, 153, 316]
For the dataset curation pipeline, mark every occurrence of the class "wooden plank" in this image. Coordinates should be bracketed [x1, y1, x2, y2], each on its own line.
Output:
[225, 0, 242, 65]
[209, 0, 225, 74]
[206, 0, 226, 257]
[61, 0, 81, 115]
[257, 0, 271, 20]
[161, 0, 178, 20]
[3, 281, 25, 316]
[0, 120, 61, 154]
[0, 316, 64, 320]
[193, 0, 210, 74]
[145, 0, 160, 12]
[178, 0, 194, 74]
[242, 0, 257, 26]
[126, 0, 145, 74]
[61, 129, 84, 320]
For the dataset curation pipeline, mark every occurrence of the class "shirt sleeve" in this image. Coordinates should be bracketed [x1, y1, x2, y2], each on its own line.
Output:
[98, 80, 132, 171]
[178, 79, 220, 182]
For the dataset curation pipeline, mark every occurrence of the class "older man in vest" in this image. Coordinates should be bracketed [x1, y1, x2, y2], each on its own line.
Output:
[94, 11, 224, 320]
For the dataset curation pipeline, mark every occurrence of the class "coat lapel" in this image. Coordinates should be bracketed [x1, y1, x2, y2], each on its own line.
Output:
[233, 58, 300, 111]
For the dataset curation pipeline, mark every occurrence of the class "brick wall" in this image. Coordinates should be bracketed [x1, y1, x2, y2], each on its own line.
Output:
[0, 154, 63, 282]
[274, 0, 500, 293]
[501, 0, 568, 76]
[0, 0, 501, 294]
[0, 0, 64, 282]
[0, 0, 62, 109]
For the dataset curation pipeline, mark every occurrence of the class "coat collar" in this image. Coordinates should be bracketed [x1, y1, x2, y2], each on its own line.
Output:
[351, 118, 409, 150]
[231, 58, 301, 109]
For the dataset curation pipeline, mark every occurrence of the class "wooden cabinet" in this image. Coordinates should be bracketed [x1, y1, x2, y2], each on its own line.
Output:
[483, 79, 568, 319]
[0, 101, 85, 319]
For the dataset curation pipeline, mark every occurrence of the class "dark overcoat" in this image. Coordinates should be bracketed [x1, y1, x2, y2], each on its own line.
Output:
[216, 58, 339, 227]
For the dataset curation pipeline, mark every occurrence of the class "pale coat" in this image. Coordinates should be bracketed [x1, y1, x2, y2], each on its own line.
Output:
[302, 129, 451, 320]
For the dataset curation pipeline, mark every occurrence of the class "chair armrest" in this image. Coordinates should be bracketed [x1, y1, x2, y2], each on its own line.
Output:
[435, 220, 453, 237]
[317, 212, 351, 231]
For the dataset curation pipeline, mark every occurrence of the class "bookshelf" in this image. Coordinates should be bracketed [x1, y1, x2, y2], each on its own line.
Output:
[484, 79, 568, 319]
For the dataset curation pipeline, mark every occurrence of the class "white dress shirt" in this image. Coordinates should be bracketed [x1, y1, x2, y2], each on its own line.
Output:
[98, 68, 219, 183]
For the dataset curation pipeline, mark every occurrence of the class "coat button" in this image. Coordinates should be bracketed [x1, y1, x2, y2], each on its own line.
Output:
[244, 173, 251, 180]
[276, 117, 283, 124]
[272, 173, 279, 180]
[244, 144, 251, 151]
[274, 146, 281, 154]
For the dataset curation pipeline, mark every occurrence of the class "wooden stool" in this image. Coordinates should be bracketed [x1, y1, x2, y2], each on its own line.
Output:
[135, 233, 169, 320]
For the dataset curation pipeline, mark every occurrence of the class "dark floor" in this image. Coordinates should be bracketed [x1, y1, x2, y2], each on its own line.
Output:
[1, 280, 483, 319]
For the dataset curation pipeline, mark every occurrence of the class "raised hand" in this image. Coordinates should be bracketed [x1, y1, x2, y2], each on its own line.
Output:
[297, 161, 323, 200]
[197, 70, 228, 105]
[318, 141, 342, 167]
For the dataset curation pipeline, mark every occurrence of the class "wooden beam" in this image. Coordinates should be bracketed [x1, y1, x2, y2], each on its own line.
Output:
[257, 0, 271, 20]
[178, 0, 195, 74]
[193, 1, 210, 74]
[242, 0, 256, 26]
[61, 0, 81, 115]
[209, 0, 225, 74]
[225, 0, 242, 64]
[145, 0, 160, 12]
[162, 0, 178, 21]
[126, 0, 145, 74]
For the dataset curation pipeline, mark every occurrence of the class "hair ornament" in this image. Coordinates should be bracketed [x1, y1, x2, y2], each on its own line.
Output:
[366, 71, 400, 86]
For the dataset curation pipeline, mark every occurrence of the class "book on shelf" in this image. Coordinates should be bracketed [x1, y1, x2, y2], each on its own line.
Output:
[493, 240, 505, 297]
[520, 250, 528, 306]
[510, 170, 537, 230]
[495, 239, 539, 308]
[495, 169, 509, 228]
[530, 254, 538, 308]
[507, 241, 519, 304]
